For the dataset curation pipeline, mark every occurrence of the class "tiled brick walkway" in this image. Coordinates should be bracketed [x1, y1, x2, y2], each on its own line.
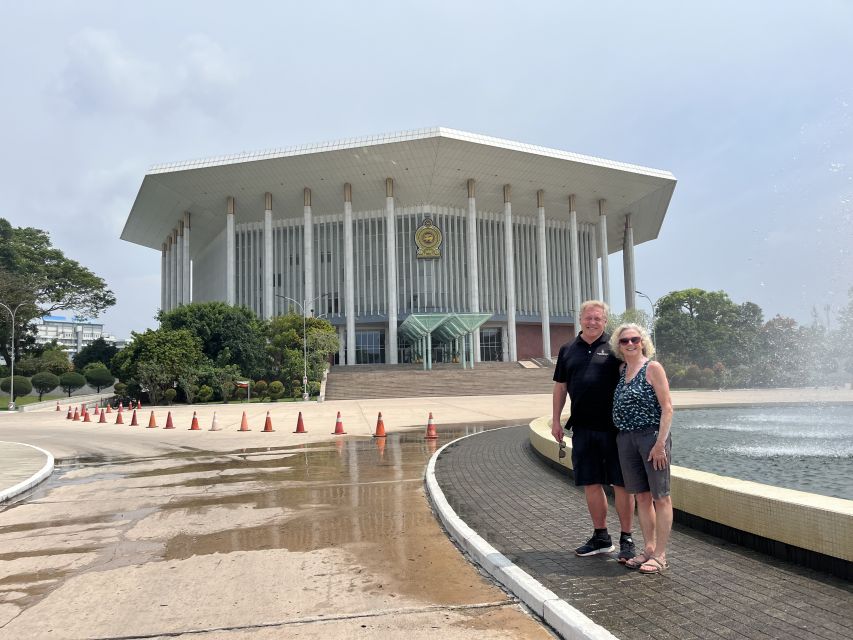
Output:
[434, 426, 852, 640]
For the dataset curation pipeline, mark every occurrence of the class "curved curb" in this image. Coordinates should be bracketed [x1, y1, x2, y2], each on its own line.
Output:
[0, 442, 54, 504]
[425, 429, 617, 640]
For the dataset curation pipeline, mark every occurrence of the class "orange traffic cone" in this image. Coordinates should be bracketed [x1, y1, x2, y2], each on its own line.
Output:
[373, 412, 386, 438]
[66, 407, 72, 420]
[376, 436, 386, 459]
[130, 409, 139, 426]
[424, 412, 438, 439]
[72, 408, 80, 421]
[106, 405, 112, 414]
[427, 437, 438, 454]
[93, 405, 99, 415]
[209, 411, 220, 431]
[136, 400, 142, 410]
[98, 410, 107, 424]
[118, 402, 123, 413]
[55, 401, 60, 411]
[82, 410, 91, 423]
[189, 411, 200, 430]
[164, 412, 174, 429]
[331, 411, 346, 435]
[80, 403, 86, 415]
[147, 411, 157, 428]
[238, 412, 250, 432]
[262, 411, 274, 432]
[293, 411, 306, 433]
[115, 411, 123, 425]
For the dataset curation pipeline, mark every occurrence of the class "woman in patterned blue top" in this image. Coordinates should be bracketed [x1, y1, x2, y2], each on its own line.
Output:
[610, 323, 673, 575]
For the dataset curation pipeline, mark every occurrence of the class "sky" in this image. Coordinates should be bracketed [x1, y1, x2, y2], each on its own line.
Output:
[1, 0, 851, 338]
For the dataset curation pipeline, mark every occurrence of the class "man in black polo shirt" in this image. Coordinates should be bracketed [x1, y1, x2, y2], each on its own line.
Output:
[552, 300, 636, 560]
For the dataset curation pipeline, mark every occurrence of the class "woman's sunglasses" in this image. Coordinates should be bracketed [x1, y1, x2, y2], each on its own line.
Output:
[619, 336, 642, 345]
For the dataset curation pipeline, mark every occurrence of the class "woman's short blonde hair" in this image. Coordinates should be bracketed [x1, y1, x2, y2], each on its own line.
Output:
[610, 323, 656, 361]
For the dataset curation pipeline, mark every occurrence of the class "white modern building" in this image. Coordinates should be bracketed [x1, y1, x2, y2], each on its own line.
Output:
[34, 316, 119, 355]
[121, 128, 676, 365]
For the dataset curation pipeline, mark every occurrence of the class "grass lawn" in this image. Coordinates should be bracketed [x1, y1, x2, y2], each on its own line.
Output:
[0, 394, 64, 410]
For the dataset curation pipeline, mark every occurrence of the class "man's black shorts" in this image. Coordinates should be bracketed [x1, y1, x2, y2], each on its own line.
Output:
[571, 429, 625, 487]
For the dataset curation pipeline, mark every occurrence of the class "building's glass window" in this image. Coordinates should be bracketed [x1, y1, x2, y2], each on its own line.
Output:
[480, 327, 502, 362]
[356, 330, 385, 364]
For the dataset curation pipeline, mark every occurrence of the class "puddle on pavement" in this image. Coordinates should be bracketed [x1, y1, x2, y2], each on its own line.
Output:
[0, 422, 523, 615]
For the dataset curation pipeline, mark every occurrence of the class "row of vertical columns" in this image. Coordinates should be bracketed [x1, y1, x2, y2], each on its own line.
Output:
[344, 184, 356, 365]
[466, 179, 480, 362]
[568, 195, 582, 318]
[176, 223, 183, 310]
[385, 179, 398, 364]
[623, 213, 636, 310]
[536, 190, 551, 359]
[170, 229, 178, 310]
[502, 185, 517, 361]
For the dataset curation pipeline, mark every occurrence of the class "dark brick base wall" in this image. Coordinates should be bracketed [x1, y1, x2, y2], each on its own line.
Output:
[517, 323, 574, 360]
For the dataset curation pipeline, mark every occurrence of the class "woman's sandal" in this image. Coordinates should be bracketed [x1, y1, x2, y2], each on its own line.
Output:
[624, 553, 650, 570]
[639, 557, 669, 574]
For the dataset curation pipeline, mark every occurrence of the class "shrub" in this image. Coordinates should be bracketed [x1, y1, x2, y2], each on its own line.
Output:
[59, 372, 86, 397]
[234, 387, 247, 401]
[197, 385, 214, 403]
[268, 380, 284, 401]
[163, 388, 177, 405]
[31, 371, 60, 400]
[1, 376, 33, 400]
[113, 382, 128, 396]
[85, 366, 115, 392]
[254, 380, 268, 396]
[309, 381, 321, 397]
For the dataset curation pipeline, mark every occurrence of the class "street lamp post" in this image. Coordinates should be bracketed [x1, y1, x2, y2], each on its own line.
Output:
[635, 290, 656, 346]
[277, 294, 326, 401]
[0, 302, 25, 411]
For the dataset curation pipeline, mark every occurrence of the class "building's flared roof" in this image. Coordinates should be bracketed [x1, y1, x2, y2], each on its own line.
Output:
[122, 127, 676, 254]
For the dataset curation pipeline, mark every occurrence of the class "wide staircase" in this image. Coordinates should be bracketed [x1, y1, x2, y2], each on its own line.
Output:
[324, 361, 555, 400]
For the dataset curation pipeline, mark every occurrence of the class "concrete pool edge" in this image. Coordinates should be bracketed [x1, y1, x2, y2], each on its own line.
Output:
[530, 416, 852, 575]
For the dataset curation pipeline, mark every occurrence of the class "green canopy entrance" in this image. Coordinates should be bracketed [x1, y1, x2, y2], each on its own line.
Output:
[398, 312, 492, 369]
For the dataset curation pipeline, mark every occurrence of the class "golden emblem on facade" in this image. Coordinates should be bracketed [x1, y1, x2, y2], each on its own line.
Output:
[414, 218, 442, 259]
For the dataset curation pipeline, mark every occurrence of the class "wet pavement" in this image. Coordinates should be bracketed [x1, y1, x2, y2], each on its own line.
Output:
[0, 425, 553, 639]
[434, 426, 853, 640]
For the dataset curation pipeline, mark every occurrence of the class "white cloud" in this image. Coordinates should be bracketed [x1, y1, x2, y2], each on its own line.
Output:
[54, 29, 242, 121]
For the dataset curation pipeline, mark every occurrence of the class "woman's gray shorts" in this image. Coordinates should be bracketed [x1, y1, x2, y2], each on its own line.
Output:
[616, 429, 672, 499]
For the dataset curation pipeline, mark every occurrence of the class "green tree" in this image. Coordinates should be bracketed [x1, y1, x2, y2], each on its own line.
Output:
[266, 313, 338, 390]
[84, 364, 115, 392]
[0, 218, 116, 366]
[59, 371, 86, 397]
[73, 338, 118, 371]
[1, 375, 32, 400]
[112, 328, 204, 405]
[30, 371, 60, 400]
[655, 288, 763, 370]
[15, 347, 72, 377]
[268, 380, 284, 401]
[158, 302, 267, 378]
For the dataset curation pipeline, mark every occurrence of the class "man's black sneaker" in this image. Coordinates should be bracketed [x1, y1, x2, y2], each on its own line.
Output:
[617, 535, 636, 563]
[574, 533, 615, 556]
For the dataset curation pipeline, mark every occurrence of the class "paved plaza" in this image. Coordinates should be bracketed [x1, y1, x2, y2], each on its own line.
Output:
[0, 388, 851, 639]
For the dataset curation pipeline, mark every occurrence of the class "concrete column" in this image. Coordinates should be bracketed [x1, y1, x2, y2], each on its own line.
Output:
[568, 195, 582, 321]
[303, 188, 314, 314]
[170, 229, 178, 310]
[502, 185, 517, 361]
[183, 212, 191, 305]
[226, 196, 236, 305]
[176, 223, 184, 306]
[536, 190, 551, 359]
[623, 213, 636, 310]
[467, 179, 480, 361]
[263, 193, 273, 319]
[343, 183, 356, 365]
[160, 242, 167, 312]
[385, 178, 398, 364]
[598, 199, 609, 305]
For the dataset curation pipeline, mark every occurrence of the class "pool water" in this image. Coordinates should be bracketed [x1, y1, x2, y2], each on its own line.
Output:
[672, 404, 853, 500]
